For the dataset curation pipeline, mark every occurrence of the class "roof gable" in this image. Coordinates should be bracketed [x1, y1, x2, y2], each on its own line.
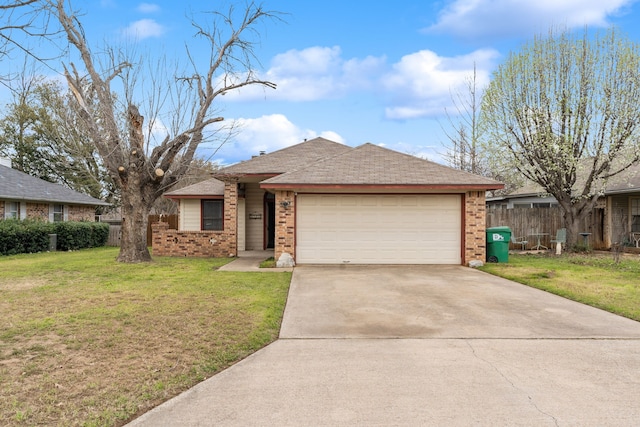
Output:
[0, 165, 109, 206]
[261, 143, 503, 189]
[214, 137, 352, 176]
[164, 178, 225, 198]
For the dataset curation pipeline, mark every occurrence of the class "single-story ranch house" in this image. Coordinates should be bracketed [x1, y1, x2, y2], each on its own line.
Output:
[487, 162, 640, 248]
[0, 158, 109, 221]
[153, 137, 503, 265]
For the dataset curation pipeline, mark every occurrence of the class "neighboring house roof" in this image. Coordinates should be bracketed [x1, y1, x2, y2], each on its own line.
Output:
[603, 162, 640, 194]
[0, 165, 109, 206]
[164, 178, 225, 199]
[214, 137, 352, 176]
[261, 143, 503, 190]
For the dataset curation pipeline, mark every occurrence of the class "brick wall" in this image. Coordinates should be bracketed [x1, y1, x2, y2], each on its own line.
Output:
[274, 190, 295, 261]
[0, 201, 97, 222]
[465, 191, 487, 265]
[68, 205, 96, 221]
[223, 180, 238, 256]
[26, 203, 49, 220]
[151, 180, 239, 258]
[151, 222, 236, 258]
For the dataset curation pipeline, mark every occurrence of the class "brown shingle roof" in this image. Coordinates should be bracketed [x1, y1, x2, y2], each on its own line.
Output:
[214, 137, 352, 176]
[500, 161, 640, 198]
[261, 143, 503, 189]
[164, 178, 225, 198]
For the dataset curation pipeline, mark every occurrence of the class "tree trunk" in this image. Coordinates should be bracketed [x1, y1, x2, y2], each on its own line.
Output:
[564, 211, 582, 249]
[561, 199, 595, 250]
[117, 187, 153, 263]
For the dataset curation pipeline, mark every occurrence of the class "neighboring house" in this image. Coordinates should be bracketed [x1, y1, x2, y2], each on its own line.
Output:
[486, 163, 640, 248]
[154, 137, 503, 265]
[0, 159, 109, 222]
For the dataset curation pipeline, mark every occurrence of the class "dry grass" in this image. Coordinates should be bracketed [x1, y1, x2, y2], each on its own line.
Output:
[0, 247, 291, 426]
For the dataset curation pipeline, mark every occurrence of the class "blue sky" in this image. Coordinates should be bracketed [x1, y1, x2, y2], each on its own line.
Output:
[7, 0, 640, 165]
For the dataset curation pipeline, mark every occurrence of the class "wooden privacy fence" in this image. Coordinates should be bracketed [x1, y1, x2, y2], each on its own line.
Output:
[107, 225, 121, 246]
[106, 215, 178, 247]
[486, 206, 605, 249]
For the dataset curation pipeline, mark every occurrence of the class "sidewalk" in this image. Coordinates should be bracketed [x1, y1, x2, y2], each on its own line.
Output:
[216, 250, 294, 272]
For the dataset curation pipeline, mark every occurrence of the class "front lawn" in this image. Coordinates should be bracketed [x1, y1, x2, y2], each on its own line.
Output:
[0, 247, 291, 426]
[480, 253, 640, 322]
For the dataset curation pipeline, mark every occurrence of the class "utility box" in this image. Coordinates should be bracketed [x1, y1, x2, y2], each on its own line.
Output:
[48, 234, 57, 252]
[486, 226, 511, 263]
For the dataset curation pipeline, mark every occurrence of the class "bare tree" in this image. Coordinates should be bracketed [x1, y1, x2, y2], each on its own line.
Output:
[0, 1, 59, 86]
[482, 27, 640, 248]
[47, 0, 278, 262]
[441, 64, 485, 175]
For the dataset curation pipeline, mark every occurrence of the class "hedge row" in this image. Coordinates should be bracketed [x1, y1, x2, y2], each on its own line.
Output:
[0, 219, 110, 255]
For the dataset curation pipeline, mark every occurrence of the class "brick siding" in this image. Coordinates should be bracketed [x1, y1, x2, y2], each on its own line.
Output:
[151, 222, 236, 258]
[274, 190, 295, 261]
[0, 201, 96, 222]
[464, 191, 487, 265]
[151, 180, 239, 258]
[223, 180, 238, 256]
[68, 205, 96, 221]
[26, 203, 49, 220]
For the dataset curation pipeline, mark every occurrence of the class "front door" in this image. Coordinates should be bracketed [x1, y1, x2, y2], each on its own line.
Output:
[265, 193, 275, 249]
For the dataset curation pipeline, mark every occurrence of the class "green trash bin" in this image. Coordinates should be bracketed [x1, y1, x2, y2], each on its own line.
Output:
[486, 226, 511, 263]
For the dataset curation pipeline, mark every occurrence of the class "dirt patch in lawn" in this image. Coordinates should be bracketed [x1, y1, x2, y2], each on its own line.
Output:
[0, 278, 50, 291]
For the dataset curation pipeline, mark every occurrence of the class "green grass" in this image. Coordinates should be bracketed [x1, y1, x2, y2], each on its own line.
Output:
[259, 257, 276, 268]
[480, 253, 640, 321]
[0, 247, 291, 426]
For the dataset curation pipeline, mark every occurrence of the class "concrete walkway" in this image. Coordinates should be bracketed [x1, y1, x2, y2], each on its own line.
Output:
[128, 265, 640, 426]
[216, 250, 293, 272]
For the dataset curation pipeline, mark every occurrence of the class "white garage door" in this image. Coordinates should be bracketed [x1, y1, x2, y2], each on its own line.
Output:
[296, 194, 461, 264]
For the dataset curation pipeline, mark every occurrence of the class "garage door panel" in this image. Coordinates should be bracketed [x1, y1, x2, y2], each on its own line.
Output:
[296, 194, 461, 264]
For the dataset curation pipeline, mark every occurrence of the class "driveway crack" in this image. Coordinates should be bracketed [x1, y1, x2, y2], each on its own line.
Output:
[465, 340, 559, 427]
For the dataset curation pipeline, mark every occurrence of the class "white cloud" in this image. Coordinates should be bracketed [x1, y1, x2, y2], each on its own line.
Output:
[426, 0, 635, 39]
[224, 46, 385, 102]
[121, 19, 165, 40]
[138, 3, 160, 14]
[210, 114, 345, 165]
[223, 44, 499, 121]
[381, 48, 499, 120]
[145, 117, 169, 148]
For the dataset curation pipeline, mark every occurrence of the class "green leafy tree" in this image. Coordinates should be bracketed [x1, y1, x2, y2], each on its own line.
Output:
[0, 76, 116, 205]
[482, 27, 640, 247]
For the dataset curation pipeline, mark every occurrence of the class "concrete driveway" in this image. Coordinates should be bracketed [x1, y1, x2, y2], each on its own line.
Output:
[128, 265, 640, 426]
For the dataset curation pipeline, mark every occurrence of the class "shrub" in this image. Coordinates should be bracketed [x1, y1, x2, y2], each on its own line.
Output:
[0, 219, 53, 255]
[53, 221, 109, 251]
[0, 220, 109, 255]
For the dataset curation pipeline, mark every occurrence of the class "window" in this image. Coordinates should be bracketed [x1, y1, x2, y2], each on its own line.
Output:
[6, 202, 18, 219]
[52, 204, 64, 222]
[202, 200, 223, 231]
[631, 198, 640, 232]
[532, 202, 556, 208]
